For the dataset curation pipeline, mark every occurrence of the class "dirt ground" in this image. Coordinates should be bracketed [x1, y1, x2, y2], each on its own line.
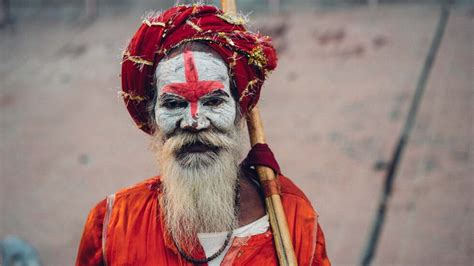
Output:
[1, 3, 472, 266]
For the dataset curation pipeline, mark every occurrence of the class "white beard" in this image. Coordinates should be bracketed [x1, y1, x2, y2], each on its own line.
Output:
[151, 125, 245, 250]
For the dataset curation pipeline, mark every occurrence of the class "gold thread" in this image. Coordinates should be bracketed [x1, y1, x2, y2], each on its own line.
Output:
[191, 4, 200, 14]
[217, 32, 235, 46]
[186, 20, 203, 32]
[229, 52, 238, 69]
[123, 52, 154, 66]
[247, 46, 267, 69]
[216, 13, 246, 26]
[143, 19, 166, 27]
[118, 91, 147, 102]
[239, 78, 259, 102]
[128, 56, 153, 66]
[169, 37, 217, 51]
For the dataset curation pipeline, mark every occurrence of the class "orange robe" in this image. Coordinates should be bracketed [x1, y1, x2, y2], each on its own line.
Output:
[76, 175, 330, 265]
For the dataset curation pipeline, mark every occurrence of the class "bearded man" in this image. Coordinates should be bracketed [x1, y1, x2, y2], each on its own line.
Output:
[76, 4, 330, 266]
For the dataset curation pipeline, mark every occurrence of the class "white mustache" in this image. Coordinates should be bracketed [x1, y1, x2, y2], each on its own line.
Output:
[164, 129, 236, 154]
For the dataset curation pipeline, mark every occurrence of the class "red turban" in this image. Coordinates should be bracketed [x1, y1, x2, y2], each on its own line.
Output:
[121, 4, 277, 134]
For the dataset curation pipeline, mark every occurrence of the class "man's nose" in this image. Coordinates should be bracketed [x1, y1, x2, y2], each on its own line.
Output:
[180, 103, 210, 131]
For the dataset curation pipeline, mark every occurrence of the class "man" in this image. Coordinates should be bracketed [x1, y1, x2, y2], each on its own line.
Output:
[76, 4, 330, 265]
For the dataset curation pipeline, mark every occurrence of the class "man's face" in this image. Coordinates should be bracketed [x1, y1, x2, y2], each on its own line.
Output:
[152, 44, 242, 242]
[155, 47, 237, 137]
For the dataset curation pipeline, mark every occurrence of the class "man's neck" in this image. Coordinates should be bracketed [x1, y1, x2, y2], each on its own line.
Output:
[237, 175, 266, 227]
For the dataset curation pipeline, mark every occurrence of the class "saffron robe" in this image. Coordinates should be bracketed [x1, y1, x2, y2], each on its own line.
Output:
[76, 175, 331, 265]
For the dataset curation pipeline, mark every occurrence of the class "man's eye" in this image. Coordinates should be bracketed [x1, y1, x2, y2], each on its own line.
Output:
[203, 98, 224, 107]
[162, 100, 188, 109]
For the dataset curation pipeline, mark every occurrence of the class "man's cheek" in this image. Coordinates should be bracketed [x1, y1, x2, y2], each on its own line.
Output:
[205, 104, 236, 131]
[156, 109, 182, 134]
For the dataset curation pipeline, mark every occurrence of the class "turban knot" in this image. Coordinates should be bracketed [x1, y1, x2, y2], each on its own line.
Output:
[121, 4, 278, 134]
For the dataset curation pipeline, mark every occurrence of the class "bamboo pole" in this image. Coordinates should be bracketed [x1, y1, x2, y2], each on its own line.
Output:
[221, 0, 237, 14]
[246, 107, 298, 266]
[220, 1, 298, 265]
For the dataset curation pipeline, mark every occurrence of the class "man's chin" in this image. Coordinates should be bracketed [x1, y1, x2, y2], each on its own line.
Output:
[175, 150, 220, 168]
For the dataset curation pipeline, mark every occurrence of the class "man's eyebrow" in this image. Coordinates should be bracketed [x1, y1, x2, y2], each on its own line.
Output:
[158, 93, 184, 101]
[204, 89, 229, 98]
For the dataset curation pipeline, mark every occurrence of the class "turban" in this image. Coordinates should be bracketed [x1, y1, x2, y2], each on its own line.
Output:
[121, 4, 278, 134]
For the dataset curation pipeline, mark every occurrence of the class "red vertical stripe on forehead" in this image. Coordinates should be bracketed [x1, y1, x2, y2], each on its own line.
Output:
[161, 49, 226, 118]
[184, 49, 199, 82]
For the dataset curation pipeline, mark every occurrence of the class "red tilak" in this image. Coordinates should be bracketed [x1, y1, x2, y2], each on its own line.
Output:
[162, 49, 224, 118]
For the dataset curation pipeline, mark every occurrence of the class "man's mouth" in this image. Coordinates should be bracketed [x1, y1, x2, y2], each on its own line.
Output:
[177, 142, 219, 155]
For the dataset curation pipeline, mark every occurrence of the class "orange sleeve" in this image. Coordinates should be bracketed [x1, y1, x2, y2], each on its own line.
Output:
[76, 199, 106, 266]
[312, 223, 331, 266]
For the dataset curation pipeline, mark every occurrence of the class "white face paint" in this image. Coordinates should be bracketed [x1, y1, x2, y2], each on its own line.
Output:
[154, 44, 237, 137]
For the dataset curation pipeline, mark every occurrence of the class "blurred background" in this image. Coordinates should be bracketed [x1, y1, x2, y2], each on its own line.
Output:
[0, 0, 472, 265]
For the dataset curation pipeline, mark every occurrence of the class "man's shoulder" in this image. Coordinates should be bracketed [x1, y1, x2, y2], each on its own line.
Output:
[279, 175, 311, 202]
[113, 176, 163, 198]
[109, 176, 165, 202]
[279, 175, 319, 217]
[89, 176, 163, 212]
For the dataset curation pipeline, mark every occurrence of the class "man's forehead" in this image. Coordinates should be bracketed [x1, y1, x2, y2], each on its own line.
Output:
[155, 48, 229, 87]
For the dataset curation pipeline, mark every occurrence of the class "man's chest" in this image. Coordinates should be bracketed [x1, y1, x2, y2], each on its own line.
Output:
[105, 228, 278, 266]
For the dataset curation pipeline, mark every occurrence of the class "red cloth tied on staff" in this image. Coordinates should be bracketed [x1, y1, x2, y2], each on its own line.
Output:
[121, 4, 278, 134]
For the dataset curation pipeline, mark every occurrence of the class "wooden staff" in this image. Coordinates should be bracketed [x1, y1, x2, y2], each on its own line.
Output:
[220, 1, 298, 265]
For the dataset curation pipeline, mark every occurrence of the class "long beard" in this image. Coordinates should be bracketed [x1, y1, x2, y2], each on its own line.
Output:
[151, 126, 244, 250]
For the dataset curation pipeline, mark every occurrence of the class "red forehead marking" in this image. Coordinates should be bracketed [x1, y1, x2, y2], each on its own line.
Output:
[161, 49, 225, 118]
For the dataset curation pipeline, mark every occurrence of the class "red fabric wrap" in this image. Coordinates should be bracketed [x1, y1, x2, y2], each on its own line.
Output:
[243, 143, 282, 197]
[121, 4, 278, 134]
[244, 143, 281, 175]
[261, 179, 281, 197]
